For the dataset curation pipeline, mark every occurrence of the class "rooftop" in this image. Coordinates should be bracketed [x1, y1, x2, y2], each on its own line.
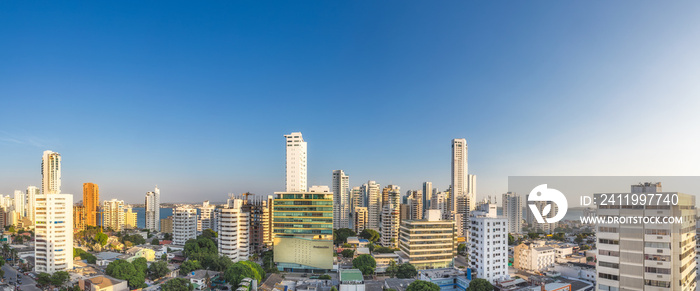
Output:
[95, 252, 122, 260]
[85, 275, 125, 289]
[419, 268, 464, 279]
[339, 269, 363, 283]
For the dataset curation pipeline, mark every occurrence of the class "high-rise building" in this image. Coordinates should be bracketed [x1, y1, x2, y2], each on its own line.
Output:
[217, 198, 250, 262]
[450, 139, 467, 218]
[350, 186, 363, 214]
[470, 202, 509, 283]
[41, 150, 61, 194]
[284, 132, 307, 192]
[467, 174, 476, 211]
[73, 204, 86, 232]
[35, 193, 73, 274]
[363, 181, 381, 231]
[273, 186, 333, 271]
[398, 210, 456, 270]
[26, 186, 39, 223]
[431, 191, 448, 217]
[145, 187, 160, 231]
[173, 205, 198, 245]
[102, 199, 125, 231]
[381, 186, 401, 248]
[422, 182, 433, 212]
[407, 190, 423, 220]
[354, 207, 368, 234]
[160, 216, 173, 234]
[13, 190, 25, 218]
[526, 200, 558, 233]
[198, 201, 216, 232]
[83, 183, 99, 227]
[124, 206, 137, 229]
[332, 170, 350, 229]
[596, 183, 697, 291]
[502, 192, 522, 234]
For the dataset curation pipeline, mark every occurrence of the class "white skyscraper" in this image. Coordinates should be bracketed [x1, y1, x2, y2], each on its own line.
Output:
[470, 203, 509, 283]
[13, 190, 25, 218]
[173, 205, 198, 245]
[502, 192, 522, 234]
[26, 186, 39, 222]
[198, 200, 216, 232]
[363, 181, 381, 231]
[467, 174, 476, 211]
[332, 170, 350, 229]
[217, 198, 250, 262]
[35, 193, 73, 274]
[145, 186, 161, 231]
[102, 199, 126, 231]
[450, 139, 467, 218]
[41, 150, 61, 194]
[284, 132, 307, 192]
[422, 182, 433, 212]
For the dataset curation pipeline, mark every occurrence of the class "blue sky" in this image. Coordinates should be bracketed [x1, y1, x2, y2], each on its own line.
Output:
[1, 1, 700, 203]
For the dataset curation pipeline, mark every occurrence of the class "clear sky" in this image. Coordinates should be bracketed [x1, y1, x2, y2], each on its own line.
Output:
[1, 1, 700, 203]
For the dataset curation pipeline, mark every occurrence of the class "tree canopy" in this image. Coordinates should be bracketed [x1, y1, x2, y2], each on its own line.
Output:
[161, 278, 194, 291]
[105, 259, 146, 289]
[466, 278, 493, 291]
[180, 260, 203, 274]
[200, 229, 218, 240]
[224, 261, 265, 288]
[406, 280, 440, 291]
[397, 263, 417, 278]
[359, 229, 380, 243]
[148, 260, 170, 279]
[184, 237, 218, 258]
[352, 254, 376, 275]
[333, 228, 356, 245]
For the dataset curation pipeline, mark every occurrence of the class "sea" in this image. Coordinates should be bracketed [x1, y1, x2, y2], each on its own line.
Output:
[499, 207, 587, 222]
[132, 207, 174, 229]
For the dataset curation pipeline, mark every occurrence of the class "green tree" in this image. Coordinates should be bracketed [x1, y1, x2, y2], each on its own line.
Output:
[333, 228, 356, 245]
[151, 238, 160, 245]
[330, 287, 338, 291]
[105, 260, 146, 289]
[586, 256, 594, 262]
[527, 233, 539, 240]
[457, 243, 467, 255]
[132, 257, 148, 274]
[406, 280, 440, 291]
[37, 273, 52, 286]
[161, 278, 194, 291]
[50, 271, 70, 287]
[397, 263, 417, 278]
[180, 260, 203, 274]
[161, 253, 168, 261]
[184, 237, 218, 258]
[575, 234, 584, 244]
[352, 254, 376, 275]
[341, 249, 354, 258]
[164, 233, 174, 240]
[318, 274, 331, 280]
[508, 234, 515, 245]
[373, 246, 395, 254]
[359, 229, 380, 243]
[201, 229, 218, 240]
[385, 260, 398, 278]
[148, 261, 170, 279]
[224, 261, 264, 288]
[466, 278, 493, 291]
[95, 231, 109, 246]
[552, 233, 565, 241]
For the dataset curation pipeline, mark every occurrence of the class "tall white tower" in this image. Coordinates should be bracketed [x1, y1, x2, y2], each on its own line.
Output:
[41, 150, 61, 194]
[13, 190, 25, 218]
[173, 205, 198, 245]
[102, 199, 126, 231]
[450, 139, 467, 218]
[145, 186, 161, 231]
[26, 186, 39, 222]
[284, 132, 307, 192]
[332, 170, 350, 229]
[363, 181, 381, 231]
[217, 198, 250, 262]
[502, 192, 522, 234]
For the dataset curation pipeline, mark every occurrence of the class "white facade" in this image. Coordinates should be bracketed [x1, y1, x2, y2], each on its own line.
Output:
[502, 192, 522, 234]
[284, 132, 307, 192]
[350, 186, 363, 214]
[26, 186, 39, 222]
[145, 186, 160, 231]
[363, 181, 381, 231]
[380, 186, 400, 248]
[470, 206, 509, 283]
[198, 200, 216, 232]
[173, 206, 198, 245]
[431, 191, 447, 218]
[332, 170, 350, 229]
[450, 139, 468, 218]
[217, 199, 249, 262]
[35, 193, 73, 274]
[596, 183, 697, 291]
[513, 242, 556, 272]
[13, 190, 25, 218]
[41, 150, 61, 194]
[102, 199, 125, 231]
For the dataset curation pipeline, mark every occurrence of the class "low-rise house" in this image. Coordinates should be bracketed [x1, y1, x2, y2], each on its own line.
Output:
[80, 275, 129, 291]
[125, 246, 156, 261]
[185, 270, 221, 290]
[373, 252, 401, 273]
[418, 268, 468, 291]
[346, 237, 369, 248]
[339, 269, 364, 291]
[95, 252, 123, 266]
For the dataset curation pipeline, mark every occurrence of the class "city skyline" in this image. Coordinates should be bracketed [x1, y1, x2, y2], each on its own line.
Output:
[2, 2, 700, 203]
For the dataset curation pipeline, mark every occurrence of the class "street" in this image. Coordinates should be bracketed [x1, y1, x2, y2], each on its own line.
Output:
[1, 264, 40, 291]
